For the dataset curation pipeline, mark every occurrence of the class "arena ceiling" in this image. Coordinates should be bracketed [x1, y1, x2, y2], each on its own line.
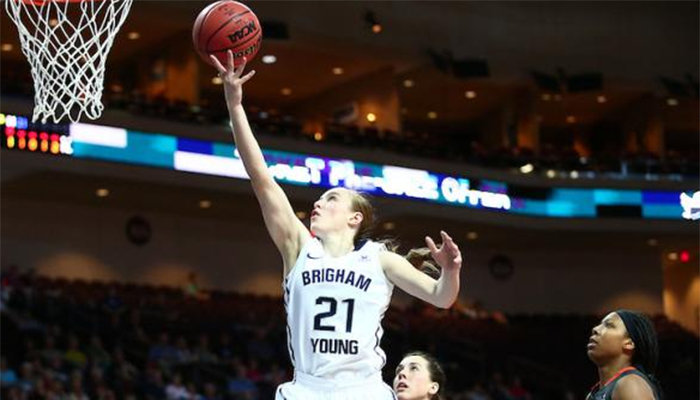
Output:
[1, 1, 698, 131]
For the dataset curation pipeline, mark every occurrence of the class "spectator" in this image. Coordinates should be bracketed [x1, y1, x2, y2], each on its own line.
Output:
[193, 334, 217, 364]
[174, 336, 195, 365]
[16, 362, 35, 394]
[0, 356, 18, 387]
[165, 373, 188, 400]
[103, 286, 124, 315]
[68, 371, 89, 400]
[227, 361, 257, 400]
[217, 333, 234, 362]
[508, 376, 531, 400]
[200, 382, 221, 400]
[45, 355, 69, 384]
[464, 382, 492, 400]
[489, 372, 513, 400]
[86, 335, 111, 368]
[64, 335, 87, 369]
[40, 335, 63, 364]
[148, 333, 178, 367]
[141, 367, 166, 400]
[186, 382, 201, 400]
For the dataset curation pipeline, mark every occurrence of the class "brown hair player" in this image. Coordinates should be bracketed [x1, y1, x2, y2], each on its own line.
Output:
[210, 50, 463, 400]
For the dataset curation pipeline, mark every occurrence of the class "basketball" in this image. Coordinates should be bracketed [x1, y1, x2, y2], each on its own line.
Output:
[192, 1, 262, 67]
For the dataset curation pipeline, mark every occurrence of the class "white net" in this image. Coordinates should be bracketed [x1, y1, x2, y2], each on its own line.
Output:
[5, 0, 133, 123]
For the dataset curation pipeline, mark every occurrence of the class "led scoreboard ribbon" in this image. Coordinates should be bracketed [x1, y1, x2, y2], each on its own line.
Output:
[1, 113, 693, 220]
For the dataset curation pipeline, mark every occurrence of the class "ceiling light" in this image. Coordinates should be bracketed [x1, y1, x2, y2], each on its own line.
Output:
[127, 32, 140, 40]
[366, 113, 377, 123]
[365, 11, 382, 34]
[1, 43, 13, 52]
[570, 171, 579, 179]
[199, 200, 212, 209]
[667, 252, 678, 261]
[597, 95, 607, 103]
[96, 188, 109, 198]
[313, 132, 324, 141]
[403, 79, 414, 88]
[519, 163, 534, 174]
[427, 111, 437, 119]
[667, 98, 679, 106]
[382, 222, 395, 230]
[49, 18, 58, 27]
[281, 87, 292, 96]
[466, 231, 478, 240]
[647, 238, 658, 247]
[465, 90, 477, 99]
[261, 55, 277, 64]
[212, 76, 223, 85]
[546, 170, 556, 178]
[541, 93, 551, 101]
[566, 115, 577, 124]
[332, 67, 344, 75]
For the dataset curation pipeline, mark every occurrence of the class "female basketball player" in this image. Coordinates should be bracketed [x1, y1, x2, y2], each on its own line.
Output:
[586, 310, 662, 400]
[211, 51, 462, 400]
[393, 351, 446, 400]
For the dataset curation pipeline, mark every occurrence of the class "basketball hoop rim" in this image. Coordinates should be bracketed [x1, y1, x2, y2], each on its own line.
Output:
[14, 0, 104, 4]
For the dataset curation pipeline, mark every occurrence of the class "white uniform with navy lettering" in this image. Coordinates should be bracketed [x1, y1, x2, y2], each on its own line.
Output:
[276, 238, 396, 400]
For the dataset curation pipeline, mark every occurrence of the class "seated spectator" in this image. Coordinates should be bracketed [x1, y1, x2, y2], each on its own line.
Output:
[40, 335, 63, 364]
[245, 359, 262, 383]
[45, 355, 69, 384]
[140, 367, 166, 400]
[68, 371, 89, 400]
[186, 383, 201, 400]
[465, 382, 492, 400]
[165, 373, 188, 400]
[193, 334, 217, 364]
[16, 362, 35, 395]
[227, 361, 257, 400]
[148, 333, 178, 367]
[0, 356, 18, 387]
[489, 372, 513, 400]
[174, 336, 195, 365]
[508, 376, 531, 400]
[245, 330, 273, 362]
[217, 333, 235, 362]
[200, 382, 221, 400]
[64, 335, 87, 369]
[86, 335, 112, 368]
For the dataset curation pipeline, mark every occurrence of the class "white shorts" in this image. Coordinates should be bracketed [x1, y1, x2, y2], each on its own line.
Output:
[275, 371, 396, 400]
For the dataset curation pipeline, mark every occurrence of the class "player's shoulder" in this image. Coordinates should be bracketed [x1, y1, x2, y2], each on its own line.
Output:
[613, 373, 656, 400]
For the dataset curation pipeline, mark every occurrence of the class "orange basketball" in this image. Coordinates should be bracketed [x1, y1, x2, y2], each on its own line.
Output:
[192, 1, 262, 67]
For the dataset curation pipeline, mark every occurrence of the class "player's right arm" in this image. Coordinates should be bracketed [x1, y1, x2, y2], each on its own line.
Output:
[212, 51, 311, 274]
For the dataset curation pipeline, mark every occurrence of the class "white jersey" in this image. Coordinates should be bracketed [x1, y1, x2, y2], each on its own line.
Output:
[283, 238, 394, 381]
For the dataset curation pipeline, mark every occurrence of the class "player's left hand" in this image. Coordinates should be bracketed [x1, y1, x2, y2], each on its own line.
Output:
[425, 231, 462, 271]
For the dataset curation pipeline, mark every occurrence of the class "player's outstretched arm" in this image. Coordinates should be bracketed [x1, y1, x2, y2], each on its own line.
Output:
[381, 231, 462, 309]
[212, 51, 310, 273]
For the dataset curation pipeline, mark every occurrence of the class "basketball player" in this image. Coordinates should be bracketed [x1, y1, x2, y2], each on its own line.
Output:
[211, 51, 462, 400]
[586, 310, 662, 400]
[393, 351, 446, 400]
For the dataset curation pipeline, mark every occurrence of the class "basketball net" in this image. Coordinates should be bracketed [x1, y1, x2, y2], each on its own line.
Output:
[5, 0, 133, 123]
